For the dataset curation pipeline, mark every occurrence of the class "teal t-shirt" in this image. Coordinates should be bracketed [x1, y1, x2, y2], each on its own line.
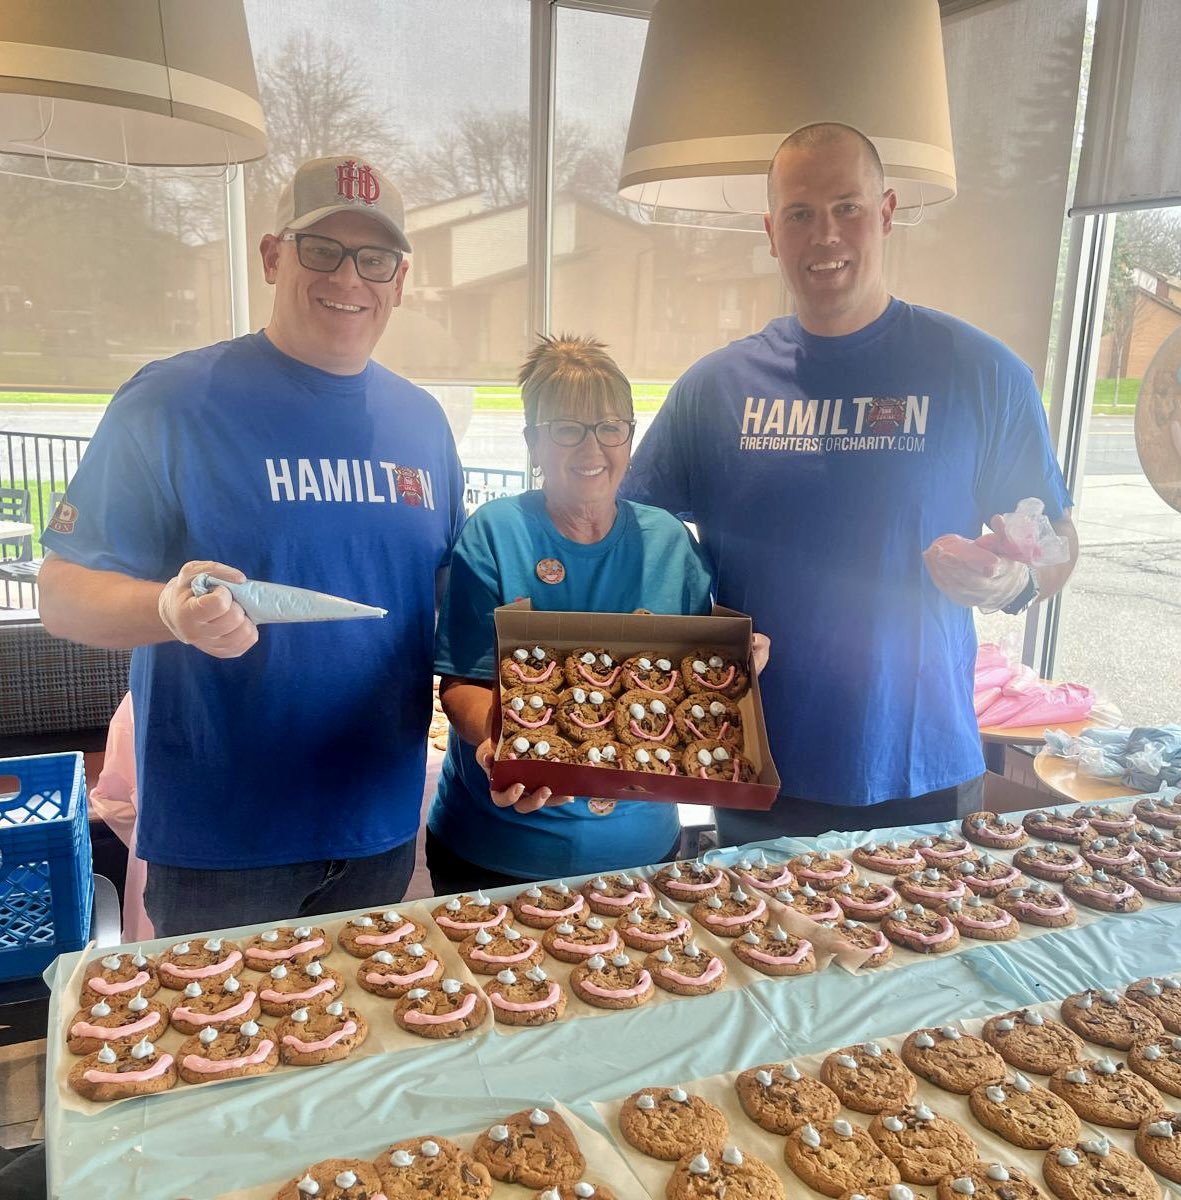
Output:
[430, 490, 714, 878]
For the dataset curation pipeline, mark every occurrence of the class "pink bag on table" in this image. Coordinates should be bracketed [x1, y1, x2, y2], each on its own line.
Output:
[977, 681, 1095, 728]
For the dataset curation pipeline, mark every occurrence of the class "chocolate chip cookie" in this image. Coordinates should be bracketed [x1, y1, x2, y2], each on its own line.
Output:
[732, 926, 816, 976]
[900, 1027, 1005, 1094]
[981, 1009, 1086, 1076]
[472, 1108, 585, 1188]
[784, 1120, 900, 1197]
[936, 1162, 1047, 1200]
[1127, 1035, 1181, 1098]
[736, 1062, 842, 1134]
[1125, 975, 1181, 1033]
[820, 1042, 918, 1113]
[867, 1104, 978, 1184]
[881, 905, 961, 954]
[647, 940, 728, 995]
[1048, 1058, 1165, 1127]
[1042, 1138, 1159, 1200]
[962, 811, 1028, 849]
[618, 1086, 728, 1160]
[1134, 1112, 1181, 1184]
[375, 1135, 492, 1199]
[967, 1074, 1081, 1149]
[669, 1145, 784, 1199]
[510, 882, 587, 928]
[1059, 987, 1164, 1050]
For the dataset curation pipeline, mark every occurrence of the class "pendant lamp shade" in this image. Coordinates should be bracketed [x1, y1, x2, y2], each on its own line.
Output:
[619, 0, 956, 214]
[0, 0, 266, 167]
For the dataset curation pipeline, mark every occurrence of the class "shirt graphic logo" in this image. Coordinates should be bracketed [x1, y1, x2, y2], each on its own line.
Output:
[265, 459, 436, 509]
[867, 397, 906, 435]
[394, 465, 424, 506]
[335, 160, 381, 206]
[739, 394, 929, 455]
[48, 498, 78, 534]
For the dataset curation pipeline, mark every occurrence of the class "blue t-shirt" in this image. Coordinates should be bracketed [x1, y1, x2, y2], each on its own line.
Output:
[43, 331, 465, 868]
[622, 299, 1071, 806]
[430, 490, 714, 879]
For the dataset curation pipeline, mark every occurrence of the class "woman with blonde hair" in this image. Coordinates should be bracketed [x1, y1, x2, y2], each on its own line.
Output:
[428, 334, 714, 890]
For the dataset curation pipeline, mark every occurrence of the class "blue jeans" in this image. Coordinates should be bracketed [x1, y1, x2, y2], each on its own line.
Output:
[144, 838, 418, 937]
[715, 775, 985, 845]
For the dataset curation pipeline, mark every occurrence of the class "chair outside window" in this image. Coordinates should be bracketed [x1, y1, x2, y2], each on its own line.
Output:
[0, 488, 53, 610]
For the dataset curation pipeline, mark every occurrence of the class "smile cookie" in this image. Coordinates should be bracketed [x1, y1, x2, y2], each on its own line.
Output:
[568, 952, 653, 1009]
[564, 647, 623, 694]
[483, 965, 567, 1026]
[355, 943, 442, 997]
[458, 925, 545, 974]
[257, 960, 345, 1016]
[554, 686, 616, 742]
[336, 909, 427, 957]
[242, 926, 329, 971]
[621, 652, 685, 701]
[66, 991, 170, 1055]
[674, 692, 742, 748]
[472, 1108, 585, 1189]
[394, 979, 488, 1039]
[67, 1036, 177, 1101]
[167, 976, 260, 1036]
[511, 882, 586, 928]
[501, 644, 561, 690]
[681, 651, 749, 700]
[275, 999, 367, 1065]
[176, 1019, 278, 1083]
[647, 939, 728, 995]
[615, 689, 678, 746]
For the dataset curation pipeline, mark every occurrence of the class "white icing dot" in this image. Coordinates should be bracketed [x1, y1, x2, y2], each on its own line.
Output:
[722, 1146, 743, 1166]
[420, 1141, 440, 1157]
[529, 1108, 550, 1125]
[183, 982, 202, 999]
[441, 978, 462, 995]
[199, 1026, 219, 1044]
[334, 1171, 357, 1189]
[689, 1153, 711, 1174]
[270, 964, 288, 979]
[292, 1008, 310, 1024]
[96, 1043, 117, 1063]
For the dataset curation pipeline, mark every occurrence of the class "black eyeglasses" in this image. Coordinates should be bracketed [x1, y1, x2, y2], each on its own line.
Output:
[280, 232, 403, 282]
[530, 419, 636, 448]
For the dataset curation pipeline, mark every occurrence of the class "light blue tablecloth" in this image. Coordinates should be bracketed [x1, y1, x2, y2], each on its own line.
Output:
[43, 803, 1181, 1199]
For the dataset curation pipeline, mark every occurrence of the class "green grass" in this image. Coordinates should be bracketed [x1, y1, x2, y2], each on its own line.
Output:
[0, 391, 111, 405]
[0, 376, 1135, 417]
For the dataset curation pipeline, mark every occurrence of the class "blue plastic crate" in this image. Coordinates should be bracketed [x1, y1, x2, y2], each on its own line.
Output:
[0, 752, 93, 981]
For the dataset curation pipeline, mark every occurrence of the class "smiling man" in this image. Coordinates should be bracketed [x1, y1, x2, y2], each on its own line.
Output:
[38, 155, 466, 934]
[624, 123, 1077, 841]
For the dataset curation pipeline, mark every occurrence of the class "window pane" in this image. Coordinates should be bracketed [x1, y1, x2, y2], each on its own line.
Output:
[243, 0, 530, 396]
[0, 157, 230, 392]
[1053, 207, 1181, 724]
[551, 6, 783, 391]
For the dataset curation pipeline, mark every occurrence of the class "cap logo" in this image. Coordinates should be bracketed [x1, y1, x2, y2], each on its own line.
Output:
[335, 160, 380, 206]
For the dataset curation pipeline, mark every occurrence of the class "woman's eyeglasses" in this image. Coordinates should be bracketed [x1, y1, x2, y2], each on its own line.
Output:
[530, 419, 636, 447]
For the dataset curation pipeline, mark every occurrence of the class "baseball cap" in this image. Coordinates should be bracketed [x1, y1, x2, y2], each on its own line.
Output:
[274, 154, 412, 253]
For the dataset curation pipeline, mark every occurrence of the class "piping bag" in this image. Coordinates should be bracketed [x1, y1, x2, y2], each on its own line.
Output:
[190, 573, 386, 624]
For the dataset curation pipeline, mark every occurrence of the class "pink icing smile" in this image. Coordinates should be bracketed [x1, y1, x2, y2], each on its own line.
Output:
[698, 763, 743, 782]
[660, 957, 725, 986]
[628, 669, 678, 694]
[907, 881, 966, 901]
[577, 662, 620, 687]
[259, 979, 337, 1003]
[551, 932, 619, 956]
[569, 710, 612, 729]
[840, 889, 898, 913]
[83, 1052, 174, 1085]
[509, 707, 553, 730]
[959, 911, 1014, 930]
[741, 867, 794, 891]
[591, 883, 653, 909]
[161, 950, 243, 980]
[519, 897, 583, 919]
[364, 960, 439, 988]
[470, 941, 539, 964]
[799, 861, 854, 881]
[635, 918, 691, 942]
[512, 659, 556, 683]
[437, 904, 509, 931]
[580, 970, 652, 999]
[70, 1010, 162, 1041]
[246, 938, 324, 962]
[706, 898, 767, 926]
[87, 970, 151, 996]
[694, 664, 736, 689]
[743, 940, 812, 966]
[355, 922, 418, 946]
[281, 1020, 357, 1053]
[403, 993, 478, 1024]
[490, 982, 563, 1012]
[182, 1041, 274, 1074]
[922, 845, 974, 860]
[893, 917, 956, 945]
[631, 717, 674, 741]
[667, 870, 725, 892]
[170, 992, 257, 1026]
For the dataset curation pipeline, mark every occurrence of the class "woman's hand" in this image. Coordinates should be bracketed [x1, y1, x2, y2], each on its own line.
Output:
[476, 738, 575, 814]
[751, 632, 771, 676]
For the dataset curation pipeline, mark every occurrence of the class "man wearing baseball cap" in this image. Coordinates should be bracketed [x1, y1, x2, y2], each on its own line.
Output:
[40, 154, 467, 934]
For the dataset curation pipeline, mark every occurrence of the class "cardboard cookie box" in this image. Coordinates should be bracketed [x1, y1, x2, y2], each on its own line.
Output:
[489, 601, 780, 810]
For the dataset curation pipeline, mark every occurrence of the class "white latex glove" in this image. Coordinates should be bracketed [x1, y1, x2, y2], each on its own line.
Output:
[922, 539, 1032, 614]
[157, 560, 259, 658]
[476, 737, 574, 814]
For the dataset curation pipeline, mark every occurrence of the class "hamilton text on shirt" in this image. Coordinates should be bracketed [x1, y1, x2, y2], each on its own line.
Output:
[265, 458, 437, 509]
[738, 394, 929, 454]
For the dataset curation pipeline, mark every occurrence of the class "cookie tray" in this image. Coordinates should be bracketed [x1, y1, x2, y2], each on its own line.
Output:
[490, 602, 780, 810]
